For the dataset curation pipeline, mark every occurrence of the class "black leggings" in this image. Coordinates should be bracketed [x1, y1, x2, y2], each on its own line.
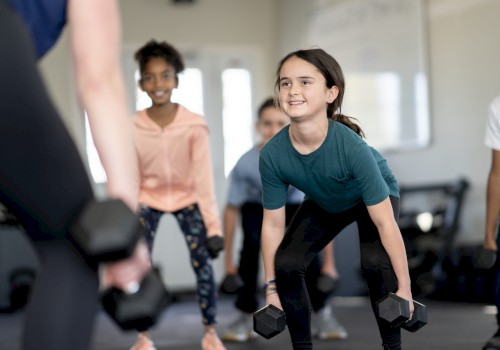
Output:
[0, 3, 99, 350]
[236, 203, 328, 314]
[275, 197, 401, 350]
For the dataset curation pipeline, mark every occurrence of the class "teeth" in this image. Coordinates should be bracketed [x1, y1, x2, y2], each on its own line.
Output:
[154, 91, 165, 97]
[289, 101, 303, 105]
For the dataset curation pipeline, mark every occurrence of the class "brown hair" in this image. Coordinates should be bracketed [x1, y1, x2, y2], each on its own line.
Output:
[257, 97, 277, 120]
[274, 48, 364, 137]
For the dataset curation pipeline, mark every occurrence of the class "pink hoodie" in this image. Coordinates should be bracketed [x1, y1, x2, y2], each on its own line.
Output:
[132, 105, 221, 236]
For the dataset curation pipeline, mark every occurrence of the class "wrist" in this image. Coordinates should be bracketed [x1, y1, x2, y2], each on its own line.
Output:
[262, 279, 277, 290]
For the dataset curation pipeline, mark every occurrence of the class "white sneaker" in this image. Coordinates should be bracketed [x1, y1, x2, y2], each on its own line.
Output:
[221, 311, 253, 342]
[315, 304, 348, 340]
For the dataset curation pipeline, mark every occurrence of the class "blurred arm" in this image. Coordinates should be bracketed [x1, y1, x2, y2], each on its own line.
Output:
[484, 149, 500, 249]
[223, 205, 239, 273]
[68, 0, 138, 210]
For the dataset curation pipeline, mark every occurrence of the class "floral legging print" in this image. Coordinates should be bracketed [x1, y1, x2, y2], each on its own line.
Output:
[138, 203, 218, 325]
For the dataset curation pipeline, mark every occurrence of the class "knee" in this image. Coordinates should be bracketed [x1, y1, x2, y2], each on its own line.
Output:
[275, 249, 304, 280]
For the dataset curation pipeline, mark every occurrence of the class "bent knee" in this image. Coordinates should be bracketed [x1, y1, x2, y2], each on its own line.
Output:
[275, 250, 305, 278]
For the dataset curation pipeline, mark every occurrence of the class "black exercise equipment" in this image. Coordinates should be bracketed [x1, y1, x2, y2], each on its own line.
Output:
[475, 247, 497, 270]
[253, 304, 286, 339]
[70, 199, 144, 262]
[219, 274, 244, 294]
[316, 274, 338, 296]
[70, 199, 170, 331]
[402, 300, 427, 332]
[376, 293, 427, 332]
[101, 271, 172, 332]
[0, 267, 36, 313]
[206, 235, 224, 258]
[399, 177, 469, 296]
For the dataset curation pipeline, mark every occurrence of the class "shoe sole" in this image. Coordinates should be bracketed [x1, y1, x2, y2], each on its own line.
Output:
[318, 332, 348, 340]
[220, 334, 249, 343]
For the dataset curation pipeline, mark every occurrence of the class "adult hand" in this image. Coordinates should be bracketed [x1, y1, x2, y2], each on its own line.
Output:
[100, 239, 151, 292]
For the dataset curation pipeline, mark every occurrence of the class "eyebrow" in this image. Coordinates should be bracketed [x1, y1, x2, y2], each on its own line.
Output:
[279, 75, 315, 81]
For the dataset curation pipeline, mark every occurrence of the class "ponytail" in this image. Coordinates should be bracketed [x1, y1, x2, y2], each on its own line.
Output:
[330, 114, 365, 138]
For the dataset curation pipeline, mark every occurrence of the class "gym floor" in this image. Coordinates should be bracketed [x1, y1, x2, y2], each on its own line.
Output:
[0, 295, 496, 350]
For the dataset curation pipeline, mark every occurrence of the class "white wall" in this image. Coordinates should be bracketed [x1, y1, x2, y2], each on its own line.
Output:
[277, 0, 500, 244]
[25, 0, 500, 292]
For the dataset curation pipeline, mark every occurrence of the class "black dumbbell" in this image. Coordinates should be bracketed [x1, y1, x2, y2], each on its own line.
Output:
[70, 199, 143, 262]
[101, 270, 172, 331]
[316, 274, 338, 296]
[253, 304, 286, 339]
[402, 300, 427, 332]
[206, 235, 224, 258]
[70, 199, 170, 331]
[376, 293, 427, 332]
[474, 247, 497, 269]
[220, 274, 244, 294]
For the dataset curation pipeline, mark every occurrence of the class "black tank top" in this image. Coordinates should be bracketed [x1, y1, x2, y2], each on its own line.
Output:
[8, 0, 67, 59]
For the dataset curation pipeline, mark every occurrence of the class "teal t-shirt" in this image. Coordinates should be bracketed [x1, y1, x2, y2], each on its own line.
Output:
[259, 120, 399, 213]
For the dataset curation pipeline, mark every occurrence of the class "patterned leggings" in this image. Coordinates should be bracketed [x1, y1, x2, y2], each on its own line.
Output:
[138, 203, 217, 325]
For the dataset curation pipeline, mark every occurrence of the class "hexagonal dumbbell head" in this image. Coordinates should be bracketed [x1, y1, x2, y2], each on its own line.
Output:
[101, 272, 171, 332]
[71, 199, 144, 262]
[253, 304, 286, 339]
[220, 274, 244, 294]
[402, 300, 427, 332]
[316, 274, 338, 296]
[376, 293, 410, 327]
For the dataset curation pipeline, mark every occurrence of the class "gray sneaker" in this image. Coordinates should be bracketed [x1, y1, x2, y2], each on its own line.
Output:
[314, 304, 348, 340]
[221, 311, 253, 342]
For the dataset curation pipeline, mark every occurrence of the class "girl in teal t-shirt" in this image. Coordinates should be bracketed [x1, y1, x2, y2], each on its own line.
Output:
[259, 48, 412, 350]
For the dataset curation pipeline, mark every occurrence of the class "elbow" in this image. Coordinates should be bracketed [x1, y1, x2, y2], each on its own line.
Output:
[77, 70, 118, 100]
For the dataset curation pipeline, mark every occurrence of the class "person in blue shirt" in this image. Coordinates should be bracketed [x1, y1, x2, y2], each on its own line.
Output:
[221, 98, 347, 343]
[0, 1, 150, 349]
[259, 49, 413, 350]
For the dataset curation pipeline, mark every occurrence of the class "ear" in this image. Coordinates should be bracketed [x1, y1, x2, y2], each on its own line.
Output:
[327, 86, 339, 103]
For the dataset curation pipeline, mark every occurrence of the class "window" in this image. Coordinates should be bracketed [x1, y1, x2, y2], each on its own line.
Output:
[221, 68, 253, 177]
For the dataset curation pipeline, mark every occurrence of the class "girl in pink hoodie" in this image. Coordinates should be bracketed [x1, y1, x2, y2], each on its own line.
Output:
[131, 40, 226, 350]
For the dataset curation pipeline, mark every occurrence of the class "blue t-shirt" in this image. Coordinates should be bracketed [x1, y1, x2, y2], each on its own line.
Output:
[259, 120, 399, 213]
[227, 145, 304, 207]
[9, 0, 67, 59]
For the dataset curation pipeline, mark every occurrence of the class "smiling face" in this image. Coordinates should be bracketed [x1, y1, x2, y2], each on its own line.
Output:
[277, 56, 339, 122]
[139, 57, 177, 107]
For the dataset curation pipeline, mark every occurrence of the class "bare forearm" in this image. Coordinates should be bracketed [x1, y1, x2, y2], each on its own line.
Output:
[83, 78, 138, 208]
[379, 223, 411, 291]
[69, 0, 138, 209]
[223, 206, 238, 270]
[485, 169, 500, 240]
[262, 225, 285, 282]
